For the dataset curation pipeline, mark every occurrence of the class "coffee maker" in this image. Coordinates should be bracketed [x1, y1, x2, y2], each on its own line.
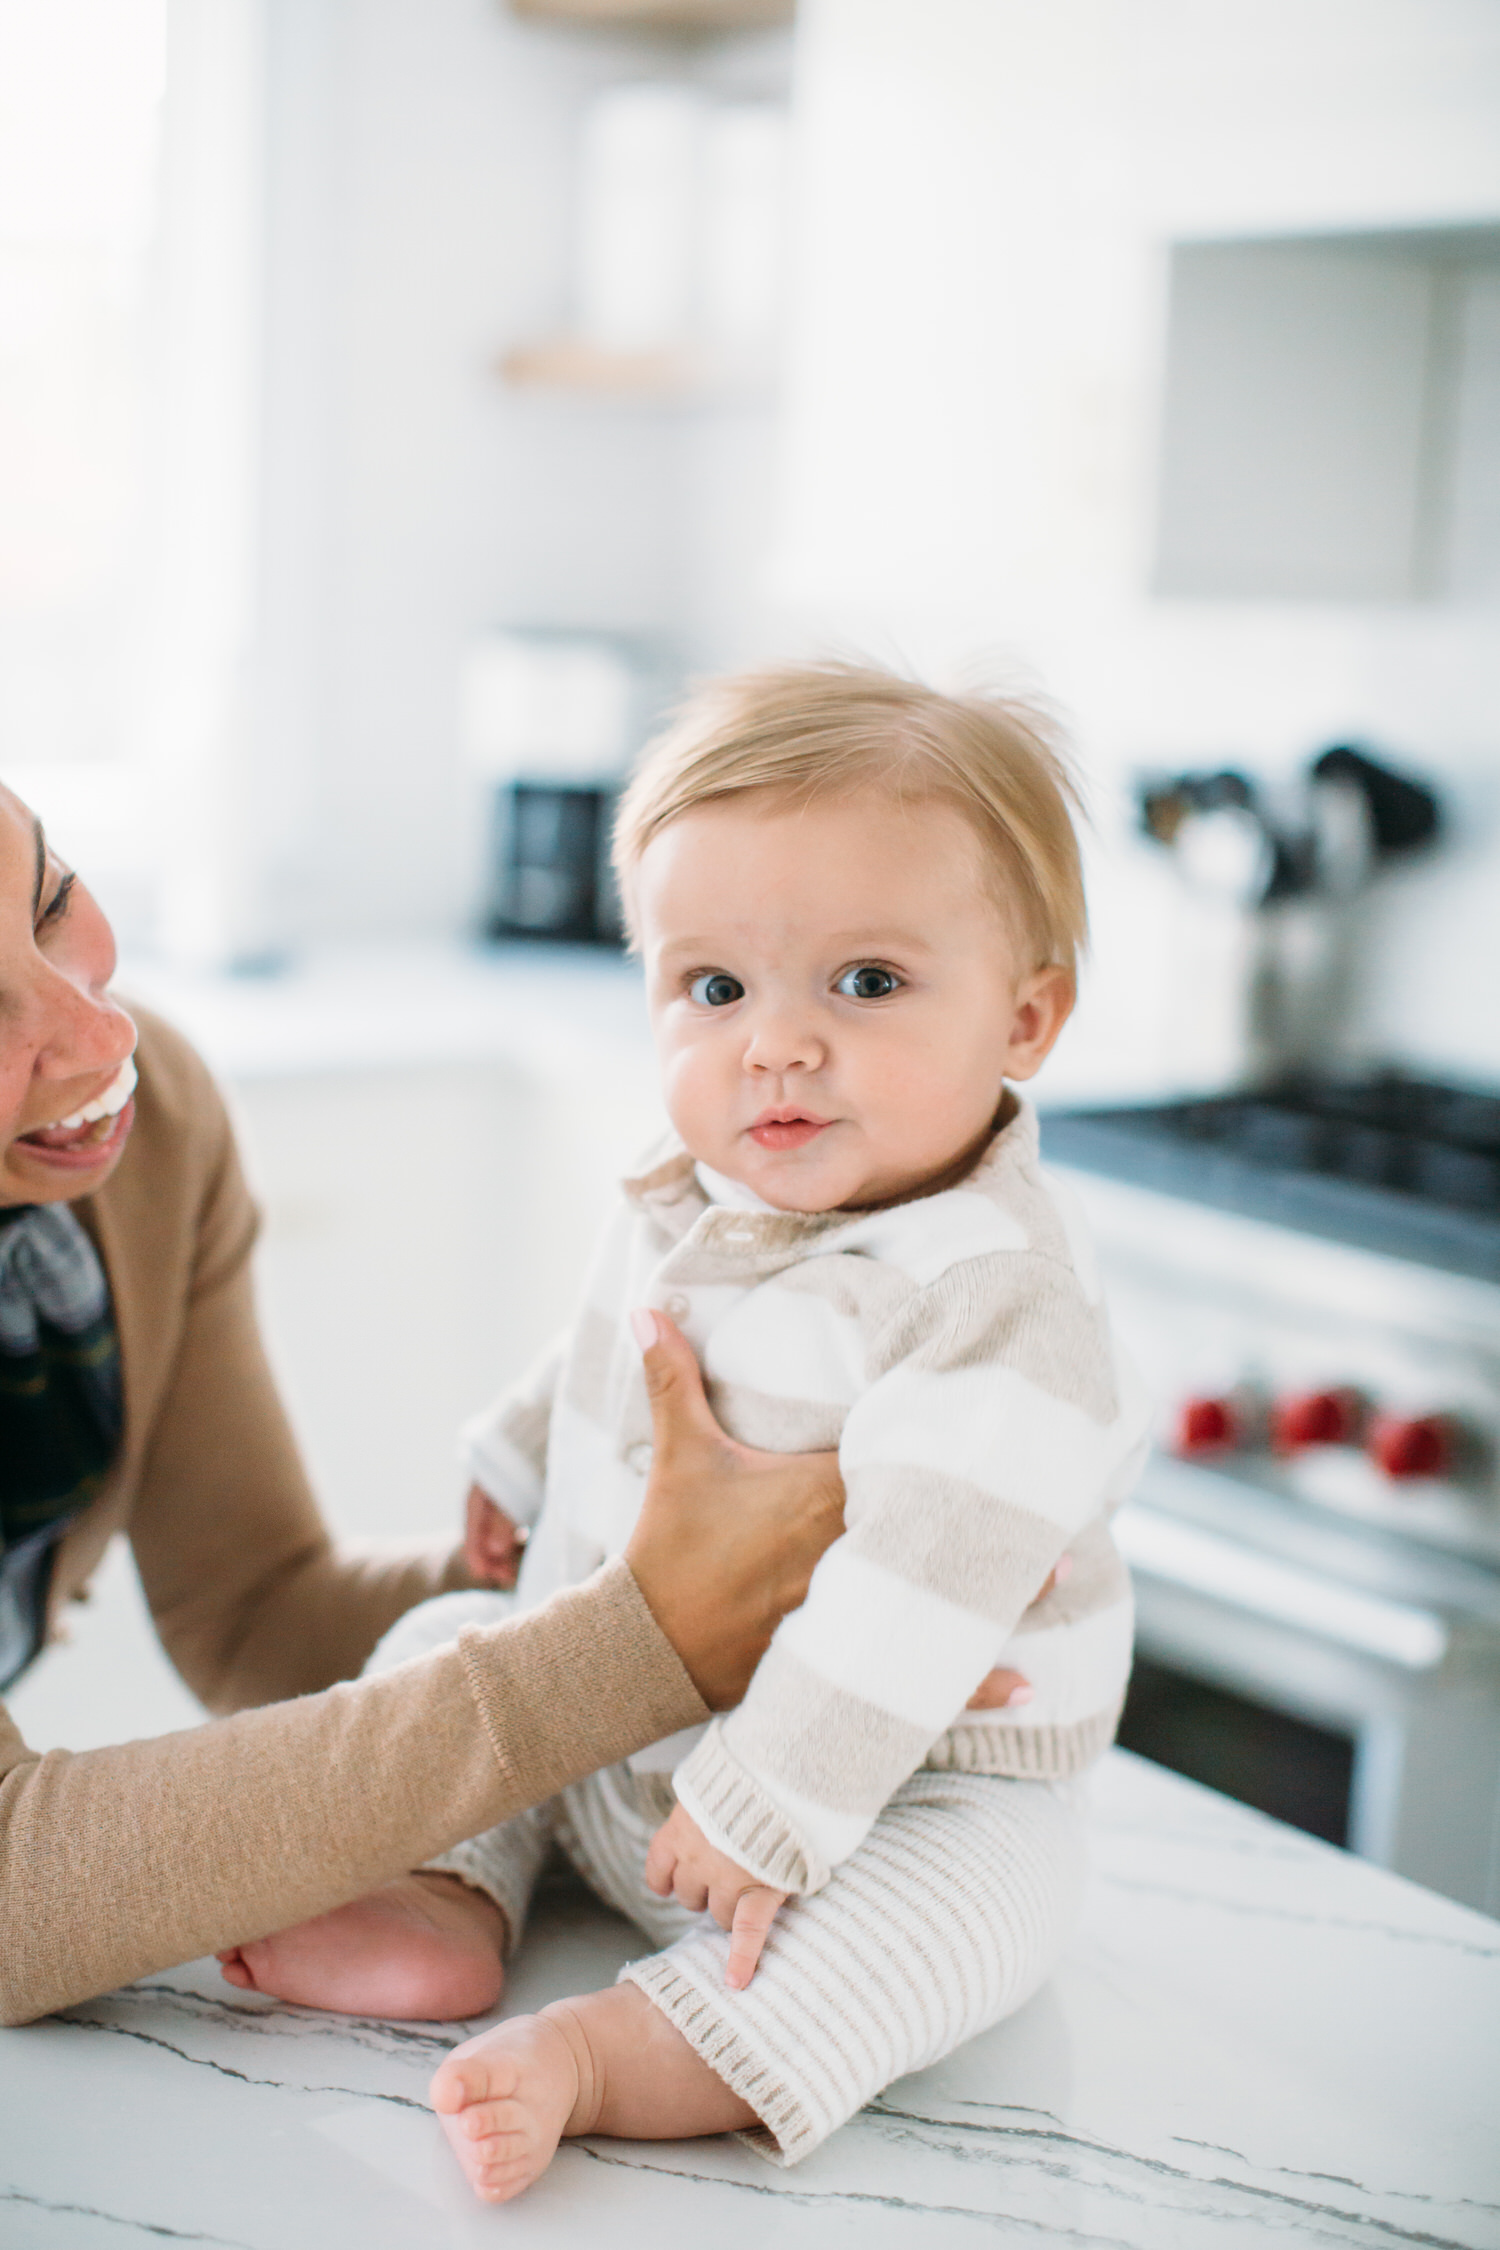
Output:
[488, 779, 623, 945]
[464, 630, 659, 947]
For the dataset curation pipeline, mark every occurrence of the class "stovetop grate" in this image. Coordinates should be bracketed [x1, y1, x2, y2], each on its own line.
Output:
[1042, 1074, 1500, 1283]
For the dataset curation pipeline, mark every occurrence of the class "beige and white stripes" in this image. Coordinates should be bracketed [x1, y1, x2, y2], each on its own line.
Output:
[370, 1594, 1087, 2166]
[623, 1769, 1087, 2163]
[462, 1098, 1149, 1895]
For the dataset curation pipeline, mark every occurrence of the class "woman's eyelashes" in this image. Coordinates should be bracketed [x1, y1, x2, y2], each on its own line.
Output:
[687, 970, 745, 1008]
[37, 870, 76, 931]
[835, 963, 902, 1001]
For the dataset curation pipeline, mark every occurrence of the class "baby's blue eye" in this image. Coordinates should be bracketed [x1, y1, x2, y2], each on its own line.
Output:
[688, 971, 745, 1008]
[836, 964, 900, 1000]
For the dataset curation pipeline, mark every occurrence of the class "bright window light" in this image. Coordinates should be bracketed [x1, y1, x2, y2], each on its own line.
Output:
[0, 0, 165, 770]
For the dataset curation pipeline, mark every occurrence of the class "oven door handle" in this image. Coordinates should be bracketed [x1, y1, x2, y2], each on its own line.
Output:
[1114, 1503, 1450, 1671]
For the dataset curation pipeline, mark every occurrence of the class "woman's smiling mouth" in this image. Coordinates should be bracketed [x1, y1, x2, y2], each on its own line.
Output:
[16, 1058, 138, 1166]
[748, 1109, 832, 1151]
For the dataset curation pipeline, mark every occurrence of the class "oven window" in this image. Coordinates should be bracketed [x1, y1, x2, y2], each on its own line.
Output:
[1118, 1657, 1356, 1846]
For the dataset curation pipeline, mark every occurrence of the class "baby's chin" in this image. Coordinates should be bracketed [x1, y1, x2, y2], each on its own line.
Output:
[724, 1150, 896, 1216]
[698, 1143, 844, 1215]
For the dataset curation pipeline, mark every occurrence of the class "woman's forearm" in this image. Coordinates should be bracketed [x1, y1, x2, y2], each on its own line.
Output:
[178, 1535, 480, 1713]
[0, 1560, 703, 2026]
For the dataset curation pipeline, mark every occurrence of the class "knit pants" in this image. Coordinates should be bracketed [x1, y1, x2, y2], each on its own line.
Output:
[370, 1592, 1088, 2165]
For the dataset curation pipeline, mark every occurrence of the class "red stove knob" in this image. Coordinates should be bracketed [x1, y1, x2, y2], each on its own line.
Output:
[1369, 1413, 1450, 1482]
[1176, 1395, 1240, 1457]
[1274, 1388, 1362, 1451]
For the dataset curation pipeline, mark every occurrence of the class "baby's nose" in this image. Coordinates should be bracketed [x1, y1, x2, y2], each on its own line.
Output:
[744, 1001, 825, 1072]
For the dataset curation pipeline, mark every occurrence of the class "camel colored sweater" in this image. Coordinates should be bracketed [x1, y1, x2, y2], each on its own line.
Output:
[0, 1011, 705, 2025]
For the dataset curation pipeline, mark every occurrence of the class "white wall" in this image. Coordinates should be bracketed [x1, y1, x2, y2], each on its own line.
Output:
[249, 0, 1500, 1092]
[771, 0, 1500, 1095]
[253, 0, 790, 952]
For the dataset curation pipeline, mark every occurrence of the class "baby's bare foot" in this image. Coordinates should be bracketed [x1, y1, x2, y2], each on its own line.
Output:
[216, 1872, 506, 2020]
[430, 2005, 592, 2203]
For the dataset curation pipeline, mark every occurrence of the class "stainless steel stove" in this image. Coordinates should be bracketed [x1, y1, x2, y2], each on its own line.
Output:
[1044, 1075, 1500, 1916]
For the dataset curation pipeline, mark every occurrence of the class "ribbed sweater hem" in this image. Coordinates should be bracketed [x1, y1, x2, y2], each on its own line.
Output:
[672, 1702, 1121, 1889]
[673, 1732, 828, 1893]
[620, 1953, 816, 2163]
[925, 1701, 1122, 1778]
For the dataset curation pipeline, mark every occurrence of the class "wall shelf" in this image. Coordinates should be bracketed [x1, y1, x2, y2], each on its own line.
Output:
[511, 0, 793, 29]
[500, 338, 710, 398]
[500, 338, 772, 403]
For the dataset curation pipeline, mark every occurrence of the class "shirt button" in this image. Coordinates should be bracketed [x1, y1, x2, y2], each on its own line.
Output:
[625, 1441, 653, 1475]
[663, 1293, 690, 1323]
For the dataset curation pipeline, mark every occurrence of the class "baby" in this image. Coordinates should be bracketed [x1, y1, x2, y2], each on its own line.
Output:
[222, 661, 1148, 2198]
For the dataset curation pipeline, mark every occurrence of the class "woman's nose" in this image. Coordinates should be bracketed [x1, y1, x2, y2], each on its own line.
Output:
[34, 970, 135, 1084]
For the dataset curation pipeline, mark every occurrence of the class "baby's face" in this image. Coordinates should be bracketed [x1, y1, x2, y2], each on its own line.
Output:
[637, 791, 1072, 1212]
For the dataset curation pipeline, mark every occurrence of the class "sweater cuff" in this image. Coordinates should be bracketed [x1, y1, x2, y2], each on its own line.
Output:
[673, 1725, 831, 1895]
[461, 1421, 546, 1527]
[458, 1557, 707, 1809]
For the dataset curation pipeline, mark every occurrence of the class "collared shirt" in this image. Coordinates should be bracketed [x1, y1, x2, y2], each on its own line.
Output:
[463, 1100, 1150, 1895]
[0, 1203, 122, 1686]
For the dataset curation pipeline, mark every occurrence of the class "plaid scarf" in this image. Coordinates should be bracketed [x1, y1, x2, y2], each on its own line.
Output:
[0, 1202, 122, 1687]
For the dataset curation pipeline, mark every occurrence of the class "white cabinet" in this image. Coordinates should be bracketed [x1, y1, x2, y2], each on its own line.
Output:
[1155, 229, 1500, 603]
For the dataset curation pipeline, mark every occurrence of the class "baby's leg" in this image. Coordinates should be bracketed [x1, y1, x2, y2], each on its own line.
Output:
[217, 1796, 552, 2019]
[430, 1982, 755, 2204]
[625, 1769, 1087, 2164]
[218, 1590, 543, 2019]
[428, 1768, 1086, 2202]
[218, 1873, 507, 2018]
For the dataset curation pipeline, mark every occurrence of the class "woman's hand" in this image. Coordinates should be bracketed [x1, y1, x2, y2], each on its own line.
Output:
[622, 1311, 1056, 1715]
[623, 1312, 844, 1709]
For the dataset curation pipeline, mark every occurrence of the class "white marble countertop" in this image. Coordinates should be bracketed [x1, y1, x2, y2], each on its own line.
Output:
[4, 1751, 1496, 2249]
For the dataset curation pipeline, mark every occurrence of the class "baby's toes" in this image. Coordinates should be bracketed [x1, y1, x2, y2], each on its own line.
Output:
[456, 2096, 529, 2146]
[472, 2147, 542, 2205]
[439, 2110, 529, 2196]
[432, 2046, 522, 2115]
[439, 2094, 525, 2157]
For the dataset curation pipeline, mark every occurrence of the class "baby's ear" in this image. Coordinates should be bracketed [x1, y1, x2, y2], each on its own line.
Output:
[1006, 964, 1074, 1079]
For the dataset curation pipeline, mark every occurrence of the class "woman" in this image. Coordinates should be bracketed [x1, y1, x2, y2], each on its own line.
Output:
[0, 782, 1030, 2029]
[0, 780, 849, 2026]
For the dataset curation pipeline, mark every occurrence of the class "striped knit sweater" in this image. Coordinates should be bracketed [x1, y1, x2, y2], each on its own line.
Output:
[463, 1098, 1150, 1897]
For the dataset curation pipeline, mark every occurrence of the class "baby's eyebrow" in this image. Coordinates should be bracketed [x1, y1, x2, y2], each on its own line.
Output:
[654, 935, 733, 960]
[656, 927, 938, 956]
[826, 929, 937, 952]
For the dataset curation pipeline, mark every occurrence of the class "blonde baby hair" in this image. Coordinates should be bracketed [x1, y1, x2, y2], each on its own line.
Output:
[613, 659, 1088, 978]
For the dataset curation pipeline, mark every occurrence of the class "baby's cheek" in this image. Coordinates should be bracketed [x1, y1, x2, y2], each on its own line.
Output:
[661, 1046, 730, 1158]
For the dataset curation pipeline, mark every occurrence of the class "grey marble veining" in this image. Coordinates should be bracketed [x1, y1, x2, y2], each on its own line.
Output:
[4, 1752, 1496, 2248]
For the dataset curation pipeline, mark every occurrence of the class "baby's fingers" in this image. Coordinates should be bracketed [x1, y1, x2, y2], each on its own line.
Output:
[643, 1824, 677, 1898]
[726, 1886, 785, 1990]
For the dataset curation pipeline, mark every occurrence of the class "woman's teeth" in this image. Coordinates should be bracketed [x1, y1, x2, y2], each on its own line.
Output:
[53, 1058, 137, 1133]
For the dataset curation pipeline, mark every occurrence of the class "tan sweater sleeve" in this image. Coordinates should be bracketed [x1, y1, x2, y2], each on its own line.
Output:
[0, 1559, 706, 2025]
[121, 1037, 473, 1713]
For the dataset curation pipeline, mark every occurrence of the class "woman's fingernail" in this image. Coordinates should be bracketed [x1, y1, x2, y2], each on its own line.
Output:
[630, 1307, 659, 1352]
[1053, 1552, 1074, 1586]
[1006, 1683, 1036, 1707]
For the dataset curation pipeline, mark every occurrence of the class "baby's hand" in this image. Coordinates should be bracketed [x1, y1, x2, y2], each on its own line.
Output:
[645, 1804, 788, 1990]
[463, 1485, 526, 1588]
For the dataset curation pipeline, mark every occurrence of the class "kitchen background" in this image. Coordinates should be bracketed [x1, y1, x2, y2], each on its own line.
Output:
[5, 0, 1500, 1908]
